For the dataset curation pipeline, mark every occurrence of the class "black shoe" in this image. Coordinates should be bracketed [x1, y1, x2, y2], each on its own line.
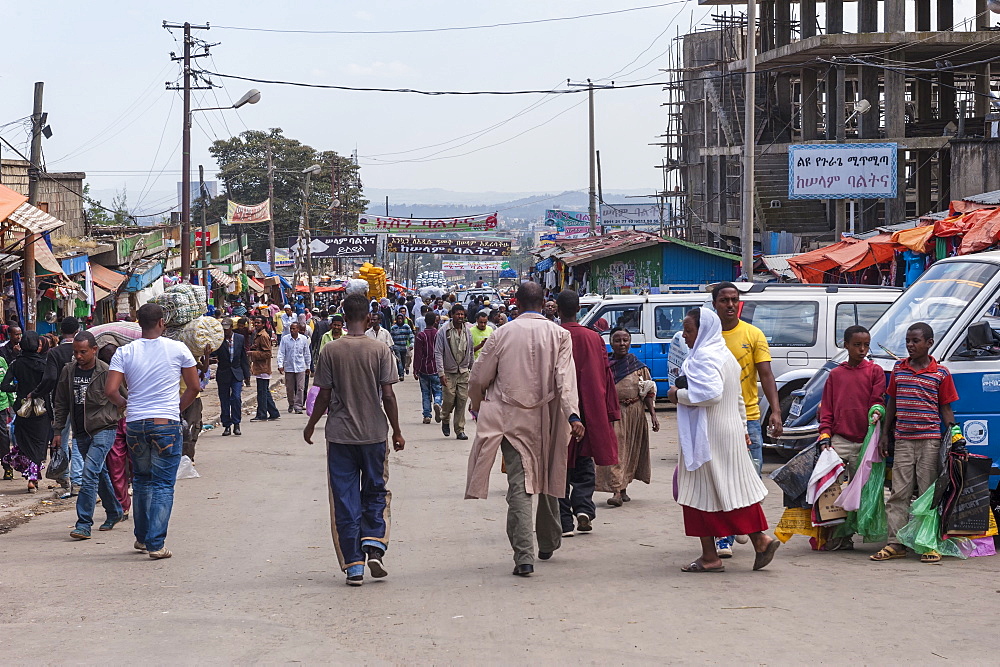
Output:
[538, 551, 553, 561]
[267, 415, 281, 421]
[293, 409, 303, 414]
[364, 545, 387, 578]
[346, 574, 364, 587]
[2, 468, 12, 481]
[442, 422, 451, 437]
[249, 417, 267, 422]
[222, 426, 231, 436]
[233, 424, 241, 436]
[456, 432, 468, 441]
[576, 513, 593, 532]
[512, 564, 534, 577]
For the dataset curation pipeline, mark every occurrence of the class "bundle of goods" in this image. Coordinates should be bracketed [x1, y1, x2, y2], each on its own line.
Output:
[164, 315, 224, 358]
[356, 263, 387, 300]
[344, 278, 371, 296]
[418, 286, 446, 300]
[87, 321, 142, 348]
[151, 283, 207, 326]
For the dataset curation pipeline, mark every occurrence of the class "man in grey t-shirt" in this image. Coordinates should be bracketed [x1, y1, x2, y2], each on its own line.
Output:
[304, 293, 404, 587]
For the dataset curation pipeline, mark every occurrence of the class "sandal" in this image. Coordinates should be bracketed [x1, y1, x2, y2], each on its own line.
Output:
[870, 544, 907, 561]
[621, 491, 631, 503]
[920, 551, 942, 563]
[681, 560, 725, 573]
[753, 538, 781, 571]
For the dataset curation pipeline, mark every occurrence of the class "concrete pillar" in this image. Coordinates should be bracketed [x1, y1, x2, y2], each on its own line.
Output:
[975, 65, 991, 117]
[916, 150, 933, 215]
[885, 0, 905, 32]
[760, 1, 775, 53]
[885, 66, 907, 223]
[976, 0, 989, 30]
[859, 67, 880, 139]
[858, 0, 878, 32]
[775, 0, 791, 48]
[800, 0, 817, 38]
[939, 71, 956, 121]
[915, 0, 931, 31]
[827, 0, 844, 34]
[937, 149, 952, 210]
[718, 156, 729, 224]
[937, 0, 953, 30]
[801, 68, 819, 140]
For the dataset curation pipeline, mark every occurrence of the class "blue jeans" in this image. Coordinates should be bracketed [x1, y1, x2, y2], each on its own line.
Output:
[218, 379, 243, 426]
[126, 419, 182, 551]
[256, 378, 280, 419]
[392, 346, 407, 377]
[74, 428, 123, 532]
[327, 441, 391, 572]
[747, 419, 763, 476]
[58, 422, 83, 486]
[418, 373, 442, 419]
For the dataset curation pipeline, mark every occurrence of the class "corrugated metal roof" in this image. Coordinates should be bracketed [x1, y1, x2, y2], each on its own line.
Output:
[963, 189, 1000, 205]
[760, 254, 797, 279]
[6, 202, 66, 234]
[545, 230, 665, 266]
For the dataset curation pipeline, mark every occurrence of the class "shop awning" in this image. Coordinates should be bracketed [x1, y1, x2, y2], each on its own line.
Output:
[959, 208, 1000, 255]
[891, 225, 935, 254]
[247, 276, 264, 293]
[0, 184, 27, 222]
[90, 263, 126, 292]
[210, 267, 235, 288]
[787, 234, 898, 283]
[7, 202, 66, 235]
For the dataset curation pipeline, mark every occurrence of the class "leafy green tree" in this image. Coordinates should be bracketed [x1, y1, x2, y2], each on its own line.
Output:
[205, 128, 368, 263]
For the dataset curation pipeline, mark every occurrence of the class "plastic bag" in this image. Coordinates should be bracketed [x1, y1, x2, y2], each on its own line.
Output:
[44, 445, 69, 480]
[833, 459, 888, 543]
[896, 486, 967, 558]
[305, 385, 321, 416]
[176, 455, 200, 480]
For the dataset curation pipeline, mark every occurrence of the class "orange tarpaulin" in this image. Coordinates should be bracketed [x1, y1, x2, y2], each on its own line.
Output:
[0, 184, 28, 223]
[934, 214, 977, 238]
[959, 208, 1000, 255]
[788, 234, 899, 283]
[891, 225, 935, 254]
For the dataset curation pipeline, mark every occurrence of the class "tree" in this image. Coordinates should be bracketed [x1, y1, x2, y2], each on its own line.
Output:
[83, 183, 134, 228]
[205, 128, 369, 264]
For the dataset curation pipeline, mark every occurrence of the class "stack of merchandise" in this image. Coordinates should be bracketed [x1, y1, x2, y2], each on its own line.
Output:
[151, 283, 207, 327]
[356, 263, 387, 300]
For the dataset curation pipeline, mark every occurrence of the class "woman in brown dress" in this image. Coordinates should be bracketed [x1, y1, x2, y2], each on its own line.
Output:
[597, 328, 659, 506]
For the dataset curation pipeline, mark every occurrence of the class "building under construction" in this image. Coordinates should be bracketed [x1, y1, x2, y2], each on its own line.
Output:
[658, 0, 1000, 253]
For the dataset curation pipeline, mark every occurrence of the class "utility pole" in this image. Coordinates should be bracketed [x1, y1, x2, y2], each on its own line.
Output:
[267, 142, 276, 272]
[199, 164, 209, 292]
[741, 2, 757, 281]
[568, 79, 613, 236]
[25, 82, 44, 330]
[596, 149, 604, 235]
[300, 165, 321, 309]
[164, 21, 211, 281]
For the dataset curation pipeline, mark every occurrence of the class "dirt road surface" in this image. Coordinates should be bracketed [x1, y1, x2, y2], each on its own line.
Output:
[1, 378, 996, 663]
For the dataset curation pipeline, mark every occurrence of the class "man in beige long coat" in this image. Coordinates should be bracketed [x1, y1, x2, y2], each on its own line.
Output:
[465, 281, 584, 577]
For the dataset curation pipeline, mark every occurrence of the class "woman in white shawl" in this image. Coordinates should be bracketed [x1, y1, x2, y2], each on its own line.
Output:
[667, 307, 780, 573]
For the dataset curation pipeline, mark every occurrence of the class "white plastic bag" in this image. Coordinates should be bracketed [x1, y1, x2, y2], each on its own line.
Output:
[176, 455, 200, 480]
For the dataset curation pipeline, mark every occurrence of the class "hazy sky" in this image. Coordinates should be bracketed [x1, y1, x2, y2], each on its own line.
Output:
[0, 0, 983, 213]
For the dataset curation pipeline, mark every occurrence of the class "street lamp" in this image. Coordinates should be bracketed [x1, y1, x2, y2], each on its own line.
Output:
[180, 89, 261, 280]
[298, 164, 322, 308]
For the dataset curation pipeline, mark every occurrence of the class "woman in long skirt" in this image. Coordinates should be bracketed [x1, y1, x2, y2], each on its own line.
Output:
[667, 308, 780, 573]
[597, 328, 659, 506]
[0, 332, 53, 492]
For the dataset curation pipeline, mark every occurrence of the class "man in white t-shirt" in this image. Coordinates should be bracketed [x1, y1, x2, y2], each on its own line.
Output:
[105, 303, 198, 560]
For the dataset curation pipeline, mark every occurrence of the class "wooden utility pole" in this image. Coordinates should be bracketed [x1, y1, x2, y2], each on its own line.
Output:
[199, 164, 209, 291]
[741, 1, 757, 280]
[25, 82, 44, 330]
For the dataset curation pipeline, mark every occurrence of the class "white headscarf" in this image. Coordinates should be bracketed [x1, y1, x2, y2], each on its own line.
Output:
[411, 295, 424, 321]
[677, 307, 729, 471]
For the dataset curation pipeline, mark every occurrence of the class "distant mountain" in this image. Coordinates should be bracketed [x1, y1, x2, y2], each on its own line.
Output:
[366, 188, 655, 221]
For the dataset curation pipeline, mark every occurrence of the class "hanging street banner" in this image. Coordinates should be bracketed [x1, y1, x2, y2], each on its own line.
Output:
[788, 143, 897, 199]
[545, 209, 593, 232]
[442, 260, 509, 272]
[358, 212, 498, 233]
[386, 237, 512, 256]
[287, 235, 378, 258]
[226, 199, 271, 224]
[600, 203, 662, 229]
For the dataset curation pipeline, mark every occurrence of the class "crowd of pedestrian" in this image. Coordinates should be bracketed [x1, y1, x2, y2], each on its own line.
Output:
[1, 275, 966, 586]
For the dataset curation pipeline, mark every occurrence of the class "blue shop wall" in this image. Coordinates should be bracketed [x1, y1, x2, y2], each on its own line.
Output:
[661, 242, 739, 285]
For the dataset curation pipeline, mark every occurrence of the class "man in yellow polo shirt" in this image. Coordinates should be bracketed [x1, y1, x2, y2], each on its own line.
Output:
[470, 310, 494, 361]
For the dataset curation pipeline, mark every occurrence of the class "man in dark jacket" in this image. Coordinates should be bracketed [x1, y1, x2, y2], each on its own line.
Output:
[33, 316, 80, 494]
[52, 331, 125, 540]
[214, 317, 250, 436]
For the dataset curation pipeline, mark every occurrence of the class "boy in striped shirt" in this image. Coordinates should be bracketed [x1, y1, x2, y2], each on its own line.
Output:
[871, 322, 958, 562]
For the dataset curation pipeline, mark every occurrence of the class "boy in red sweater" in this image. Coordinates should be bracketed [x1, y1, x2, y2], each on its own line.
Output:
[817, 325, 886, 550]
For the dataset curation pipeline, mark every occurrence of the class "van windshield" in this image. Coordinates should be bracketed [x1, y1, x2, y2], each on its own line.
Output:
[869, 261, 999, 359]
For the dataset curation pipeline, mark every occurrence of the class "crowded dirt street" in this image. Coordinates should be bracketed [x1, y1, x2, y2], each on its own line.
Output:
[0, 378, 995, 664]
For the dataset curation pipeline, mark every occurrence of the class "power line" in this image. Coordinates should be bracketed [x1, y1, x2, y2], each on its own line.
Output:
[207, 2, 689, 35]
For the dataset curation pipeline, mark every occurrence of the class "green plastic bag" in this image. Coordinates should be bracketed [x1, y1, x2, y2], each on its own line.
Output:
[834, 406, 888, 543]
[896, 487, 968, 559]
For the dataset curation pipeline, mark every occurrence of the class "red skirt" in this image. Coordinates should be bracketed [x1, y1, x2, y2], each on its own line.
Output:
[682, 503, 768, 537]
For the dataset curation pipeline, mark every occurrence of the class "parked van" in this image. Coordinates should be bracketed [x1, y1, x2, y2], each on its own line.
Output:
[781, 252, 1000, 486]
[579, 283, 901, 428]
